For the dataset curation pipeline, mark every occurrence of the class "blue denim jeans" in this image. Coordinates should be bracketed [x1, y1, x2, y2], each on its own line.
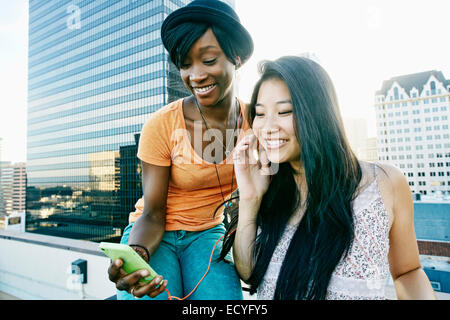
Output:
[116, 223, 243, 300]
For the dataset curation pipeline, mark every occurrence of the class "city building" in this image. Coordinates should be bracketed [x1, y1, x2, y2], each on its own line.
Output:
[343, 117, 368, 159]
[359, 137, 378, 162]
[0, 162, 26, 216]
[374, 70, 450, 197]
[26, 0, 209, 242]
[343, 118, 378, 162]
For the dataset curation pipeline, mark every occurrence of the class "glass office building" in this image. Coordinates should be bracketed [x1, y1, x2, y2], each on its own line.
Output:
[26, 0, 199, 242]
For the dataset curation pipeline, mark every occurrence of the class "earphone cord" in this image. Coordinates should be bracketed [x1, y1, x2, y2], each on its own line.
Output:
[164, 228, 236, 300]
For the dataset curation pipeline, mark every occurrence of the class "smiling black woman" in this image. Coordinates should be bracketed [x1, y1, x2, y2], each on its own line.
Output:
[106, 0, 254, 300]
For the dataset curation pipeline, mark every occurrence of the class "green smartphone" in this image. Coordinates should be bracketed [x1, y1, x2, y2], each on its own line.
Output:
[99, 242, 159, 284]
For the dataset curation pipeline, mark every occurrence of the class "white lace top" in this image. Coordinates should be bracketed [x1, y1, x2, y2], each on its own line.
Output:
[257, 166, 390, 300]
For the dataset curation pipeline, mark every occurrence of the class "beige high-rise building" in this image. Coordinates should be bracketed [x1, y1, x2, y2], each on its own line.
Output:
[343, 117, 368, 159]
[359, 137, 379, 162]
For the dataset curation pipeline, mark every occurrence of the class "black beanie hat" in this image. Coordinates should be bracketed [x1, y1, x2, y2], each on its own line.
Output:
[161, 0, 254, 65]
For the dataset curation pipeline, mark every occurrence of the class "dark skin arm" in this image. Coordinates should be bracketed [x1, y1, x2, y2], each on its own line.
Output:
[107, 161, 171, 298]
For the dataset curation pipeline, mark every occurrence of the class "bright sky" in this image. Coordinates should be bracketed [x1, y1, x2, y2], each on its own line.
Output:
[0, 0, 449, 163]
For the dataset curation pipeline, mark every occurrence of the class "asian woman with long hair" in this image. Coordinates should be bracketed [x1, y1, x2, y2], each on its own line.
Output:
[221, 56, 436, 300]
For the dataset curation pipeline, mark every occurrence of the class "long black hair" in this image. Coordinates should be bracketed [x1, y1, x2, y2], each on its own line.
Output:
[162, 22, 241, 69]
[220, 56, 362, 300]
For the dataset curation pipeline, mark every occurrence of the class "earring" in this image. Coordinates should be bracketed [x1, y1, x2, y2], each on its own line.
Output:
[236, 56, 241, 68]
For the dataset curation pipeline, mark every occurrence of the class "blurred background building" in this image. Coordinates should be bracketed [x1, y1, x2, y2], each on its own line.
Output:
[0, 162, 26, 216]
[343, 117, 378, 162]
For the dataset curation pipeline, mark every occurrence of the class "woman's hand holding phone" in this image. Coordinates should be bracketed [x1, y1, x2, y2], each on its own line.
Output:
[107, 258, 168, 299]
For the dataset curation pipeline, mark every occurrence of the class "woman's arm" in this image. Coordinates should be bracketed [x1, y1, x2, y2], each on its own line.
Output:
[383, 164, 437, 300]
[127, 161, 170, 256]
[107, 161, 170, 298]
[233, 199, 261, 282]
[231, 134, 271, 282]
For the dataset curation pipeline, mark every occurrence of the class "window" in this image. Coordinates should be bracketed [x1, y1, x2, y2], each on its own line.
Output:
[430, 81, 436, 95]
